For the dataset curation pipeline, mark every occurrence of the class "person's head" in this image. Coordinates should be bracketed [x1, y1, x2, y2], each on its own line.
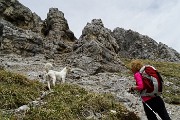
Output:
[130, 59, 143, 73]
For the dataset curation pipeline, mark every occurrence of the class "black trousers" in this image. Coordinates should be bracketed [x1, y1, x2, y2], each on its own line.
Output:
[143, 96, 171, 120]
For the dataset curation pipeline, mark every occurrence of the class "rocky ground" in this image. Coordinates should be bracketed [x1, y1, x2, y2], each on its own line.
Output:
[0, 54, 179, 120]
[0, 1, 180, 119]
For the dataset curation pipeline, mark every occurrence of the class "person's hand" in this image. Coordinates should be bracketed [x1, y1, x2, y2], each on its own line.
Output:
[128, 86, 135, 93]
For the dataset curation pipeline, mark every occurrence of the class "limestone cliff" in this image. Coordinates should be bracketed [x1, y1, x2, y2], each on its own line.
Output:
[0, 0, 179, 74]
[112, 27, 180, 62]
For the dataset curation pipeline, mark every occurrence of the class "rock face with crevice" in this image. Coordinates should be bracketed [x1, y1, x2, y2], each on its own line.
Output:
[112, 27, 180, 62]
[0, 0, 43, 56]
[0, 0, 180, 63]
[0, 19, 43, 56]
[0, 0, 42, 32]
[0, 0, 76, 57]
[42, 8, 77, 59]
[0, 0, 180, 119]
[0, 0, 180, 81]
[70, 19, 126, 74]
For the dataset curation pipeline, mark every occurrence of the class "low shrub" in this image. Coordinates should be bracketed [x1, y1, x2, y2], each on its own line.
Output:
[0, 70, 44, 109]
[23, 84, 140, 120]
[0, 70, 140, 120]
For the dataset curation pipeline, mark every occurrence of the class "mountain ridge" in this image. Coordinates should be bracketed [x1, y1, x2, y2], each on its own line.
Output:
[0, 1, 180, 119]
[0, 0, 179, 64]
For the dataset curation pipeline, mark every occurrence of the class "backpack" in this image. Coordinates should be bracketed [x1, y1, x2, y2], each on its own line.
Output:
[139, 65, 163, 97]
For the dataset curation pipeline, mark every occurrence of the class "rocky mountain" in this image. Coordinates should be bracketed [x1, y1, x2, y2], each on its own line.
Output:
[112, 28, 180, 62]
[0, 0, 76, 57]
[1, 0, 180, 64]
[0, 0, 180, 120]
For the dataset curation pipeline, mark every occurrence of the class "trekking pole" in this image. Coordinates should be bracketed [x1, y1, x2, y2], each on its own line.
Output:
[141, 98, 162, 120]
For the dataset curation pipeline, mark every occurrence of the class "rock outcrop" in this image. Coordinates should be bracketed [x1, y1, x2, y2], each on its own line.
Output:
[0, 19, 43, 56]
[0, 1, 180, 119]
[0, 0, 43, 56]
[0, 0, 180, 70]
[112, 27, 180, 62]
[70, 19, 126, 74]
[0, 0, 42, 32]
[0, 0, 76, 57]
[42, 8, 77, 59]
[158, 42, 180, 62]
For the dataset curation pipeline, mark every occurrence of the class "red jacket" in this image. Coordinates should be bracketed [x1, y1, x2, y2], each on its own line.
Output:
[134, 72, 154, 101]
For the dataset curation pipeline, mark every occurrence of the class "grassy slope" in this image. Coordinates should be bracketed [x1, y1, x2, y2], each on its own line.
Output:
[0, 70, 44, 109]
[0, 69, 140, 120]
[1, 59, 179, 119]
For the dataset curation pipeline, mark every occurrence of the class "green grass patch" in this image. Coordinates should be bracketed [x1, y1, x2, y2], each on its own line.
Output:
[22, 84, 140, 120]
[162, 76, 180, 104]
[0, 70, 44, 109]
[0, 70, 140, 120]
[138, 59, 180, 78]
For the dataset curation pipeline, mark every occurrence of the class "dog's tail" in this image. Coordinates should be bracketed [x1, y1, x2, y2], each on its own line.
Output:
[45, 63, 53, 72]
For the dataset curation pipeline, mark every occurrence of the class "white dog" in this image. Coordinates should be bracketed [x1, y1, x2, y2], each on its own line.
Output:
[45, 63, 70, 90]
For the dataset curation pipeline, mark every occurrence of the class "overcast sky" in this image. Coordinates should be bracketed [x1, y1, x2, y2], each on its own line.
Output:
[18, 0, 180, 53]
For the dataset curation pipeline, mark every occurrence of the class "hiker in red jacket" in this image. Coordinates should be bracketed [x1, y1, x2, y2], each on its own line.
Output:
[129, 59, 171, 120]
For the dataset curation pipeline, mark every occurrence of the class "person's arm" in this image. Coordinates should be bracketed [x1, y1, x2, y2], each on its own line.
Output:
[131, 72, 144, 91]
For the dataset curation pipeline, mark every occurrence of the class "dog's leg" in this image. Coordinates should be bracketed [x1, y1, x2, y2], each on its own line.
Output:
[62, 75, 66, 83]
[47, 81, 51, 91]
[52, 75, 56, 86]
[46, 74, 51, 91]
